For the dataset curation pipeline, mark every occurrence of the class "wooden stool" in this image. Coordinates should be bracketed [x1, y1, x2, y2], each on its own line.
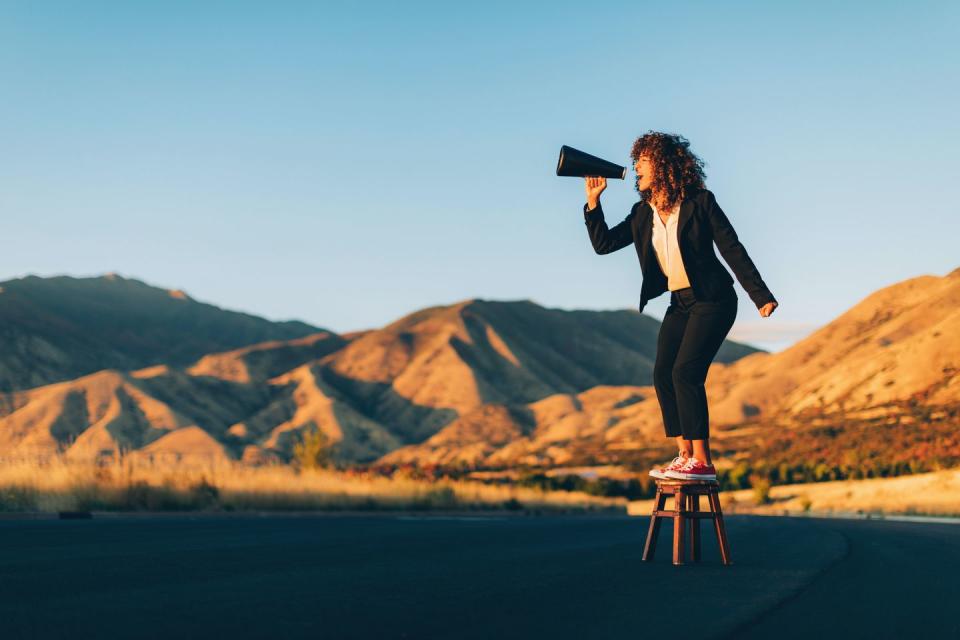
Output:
[641, 478, 732, 566]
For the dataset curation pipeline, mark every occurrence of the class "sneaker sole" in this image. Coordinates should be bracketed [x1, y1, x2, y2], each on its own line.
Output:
[663, 471, 717, 481]
[648, 469, 670, 479]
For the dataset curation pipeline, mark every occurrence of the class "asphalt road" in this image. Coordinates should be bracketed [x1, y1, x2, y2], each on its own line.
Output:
[0, 512, 955, 639]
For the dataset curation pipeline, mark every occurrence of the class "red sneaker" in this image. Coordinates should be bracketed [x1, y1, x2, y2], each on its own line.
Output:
[664, 457, 717, 481]
[649, 454, 689, 479]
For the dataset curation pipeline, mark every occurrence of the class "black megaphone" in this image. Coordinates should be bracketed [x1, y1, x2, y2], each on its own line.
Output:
[555, 145, 626, 179]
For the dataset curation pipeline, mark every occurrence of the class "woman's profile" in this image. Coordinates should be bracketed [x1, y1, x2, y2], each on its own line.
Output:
[582, 131, 778, 480]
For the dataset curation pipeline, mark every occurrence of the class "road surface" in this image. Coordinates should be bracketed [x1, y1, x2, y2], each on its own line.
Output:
[0, 512, 955, 639]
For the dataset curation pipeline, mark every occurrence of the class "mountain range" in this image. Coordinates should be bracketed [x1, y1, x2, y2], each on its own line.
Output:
[0, 273, 323, 392]
[1, 269, 957, 469]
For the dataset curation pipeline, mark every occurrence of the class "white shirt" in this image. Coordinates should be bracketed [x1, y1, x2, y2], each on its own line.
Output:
[650, 201, 691, 291]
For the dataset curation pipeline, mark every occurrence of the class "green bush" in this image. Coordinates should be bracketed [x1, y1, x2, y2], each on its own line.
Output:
[0, 485, 37, 511]
[516, 472, 655, 500]
[721, 462, 753, 490]
[190, 476, 220, 509]
[751, 475, 772, 505]
[503, 497, 523, 510]
[424, 486, 457, 508]
[293, 426, 334, 470]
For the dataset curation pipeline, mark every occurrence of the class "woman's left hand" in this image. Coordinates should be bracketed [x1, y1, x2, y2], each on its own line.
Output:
[759, 301, 778, 317]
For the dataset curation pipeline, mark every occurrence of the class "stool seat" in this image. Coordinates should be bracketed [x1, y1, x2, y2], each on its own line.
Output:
[642, 478, 732, 566]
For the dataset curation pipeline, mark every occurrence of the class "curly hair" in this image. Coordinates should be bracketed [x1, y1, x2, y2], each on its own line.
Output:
[630, 131, 707, 209]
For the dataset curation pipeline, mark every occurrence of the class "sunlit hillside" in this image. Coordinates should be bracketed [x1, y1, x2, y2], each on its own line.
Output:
[380, 268, 960, 471]
[0, 279, 760, 465]
[2, 269, 958, 514]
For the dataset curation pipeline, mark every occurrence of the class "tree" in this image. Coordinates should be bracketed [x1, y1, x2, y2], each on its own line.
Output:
[293, 426, 334, 470]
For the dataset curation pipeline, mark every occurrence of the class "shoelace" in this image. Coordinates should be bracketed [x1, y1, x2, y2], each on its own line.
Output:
[664, 455, 686, 470]
[679, 457, 704, 470]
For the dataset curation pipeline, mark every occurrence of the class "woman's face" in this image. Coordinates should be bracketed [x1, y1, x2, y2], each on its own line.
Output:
[634, 154, 655, 192]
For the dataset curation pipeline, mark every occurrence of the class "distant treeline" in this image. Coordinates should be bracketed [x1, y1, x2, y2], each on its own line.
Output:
[364, 403, 960, 499]
[732, 405, 960, 489]
[516, 472, 657, 500]
[513, 456, 960, 501]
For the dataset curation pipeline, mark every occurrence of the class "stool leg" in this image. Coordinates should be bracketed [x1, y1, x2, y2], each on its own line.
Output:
[673, 488, 685, 566]
[690, 493, 701, 562]
[708, 490, 733, 565]
[642, 488, 666, 562]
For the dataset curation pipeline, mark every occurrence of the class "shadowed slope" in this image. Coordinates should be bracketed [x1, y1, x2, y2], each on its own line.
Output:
[379, 385, 667, 468]
[187, 331, 347, 383]
[0, 369, 199, 459]
[229, 364, 406, 463]
[323, 298, 758, 446]
[0, 273, 326, 391]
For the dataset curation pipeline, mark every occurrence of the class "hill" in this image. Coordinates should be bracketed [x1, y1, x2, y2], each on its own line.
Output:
[6, 268, 956, 472]
[0, 294, 760, 463]
[0, 273, 328, 391]
[707, 266, 960, 423]
[380, 269, 960, 469]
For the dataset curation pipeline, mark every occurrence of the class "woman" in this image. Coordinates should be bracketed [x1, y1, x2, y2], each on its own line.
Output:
[582, 131, 777, 480]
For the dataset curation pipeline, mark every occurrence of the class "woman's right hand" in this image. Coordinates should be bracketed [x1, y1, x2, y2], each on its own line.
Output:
[585, 176, 607, 209]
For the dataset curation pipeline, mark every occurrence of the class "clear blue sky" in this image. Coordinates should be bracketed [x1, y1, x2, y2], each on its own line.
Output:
[2, 1, 957, 351]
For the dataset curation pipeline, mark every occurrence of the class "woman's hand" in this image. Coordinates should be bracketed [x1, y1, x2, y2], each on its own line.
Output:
[585, 176, 607, 209]
[759, 301, 778, 317]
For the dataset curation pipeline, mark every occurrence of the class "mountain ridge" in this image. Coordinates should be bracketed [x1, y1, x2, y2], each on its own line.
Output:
[0, 282, 760, 463]
[0, 273, 328, 391]
[3, 269, 954, 470]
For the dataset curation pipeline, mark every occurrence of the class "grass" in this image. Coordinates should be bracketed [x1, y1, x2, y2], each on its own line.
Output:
[626, 466, 960, 519]
[0, 454, 627, 514]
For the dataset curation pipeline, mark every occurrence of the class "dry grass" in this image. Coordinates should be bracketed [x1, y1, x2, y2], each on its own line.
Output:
[0, 455, 626, 514]
[627, 467, 960, 519]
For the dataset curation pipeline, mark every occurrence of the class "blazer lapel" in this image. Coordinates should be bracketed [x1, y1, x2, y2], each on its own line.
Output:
[637, 204, 657, 270]
[677, 199, 695, 238]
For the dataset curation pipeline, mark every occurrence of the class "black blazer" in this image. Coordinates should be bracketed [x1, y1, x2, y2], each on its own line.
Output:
[583, 187, 777, 313]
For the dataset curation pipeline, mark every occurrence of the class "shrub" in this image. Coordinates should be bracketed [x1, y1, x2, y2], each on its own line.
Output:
[751, 475, 772, 505]
[293, 426, 334, 470]
[190, 476, 220, 509]
[0, 485, 37, 511]
[722, 462, 752, 490]
[503, 497, 523, 510]
[422, 486, 457, 509]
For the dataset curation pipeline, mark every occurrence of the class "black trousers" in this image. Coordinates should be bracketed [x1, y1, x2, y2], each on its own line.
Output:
[653, 286, 737, 440]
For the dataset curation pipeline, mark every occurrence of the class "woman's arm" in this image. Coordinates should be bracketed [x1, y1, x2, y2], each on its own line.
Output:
[582, 176, 634, 255]
[704, 190, 777, 309]
[583, 201, 635, 255]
